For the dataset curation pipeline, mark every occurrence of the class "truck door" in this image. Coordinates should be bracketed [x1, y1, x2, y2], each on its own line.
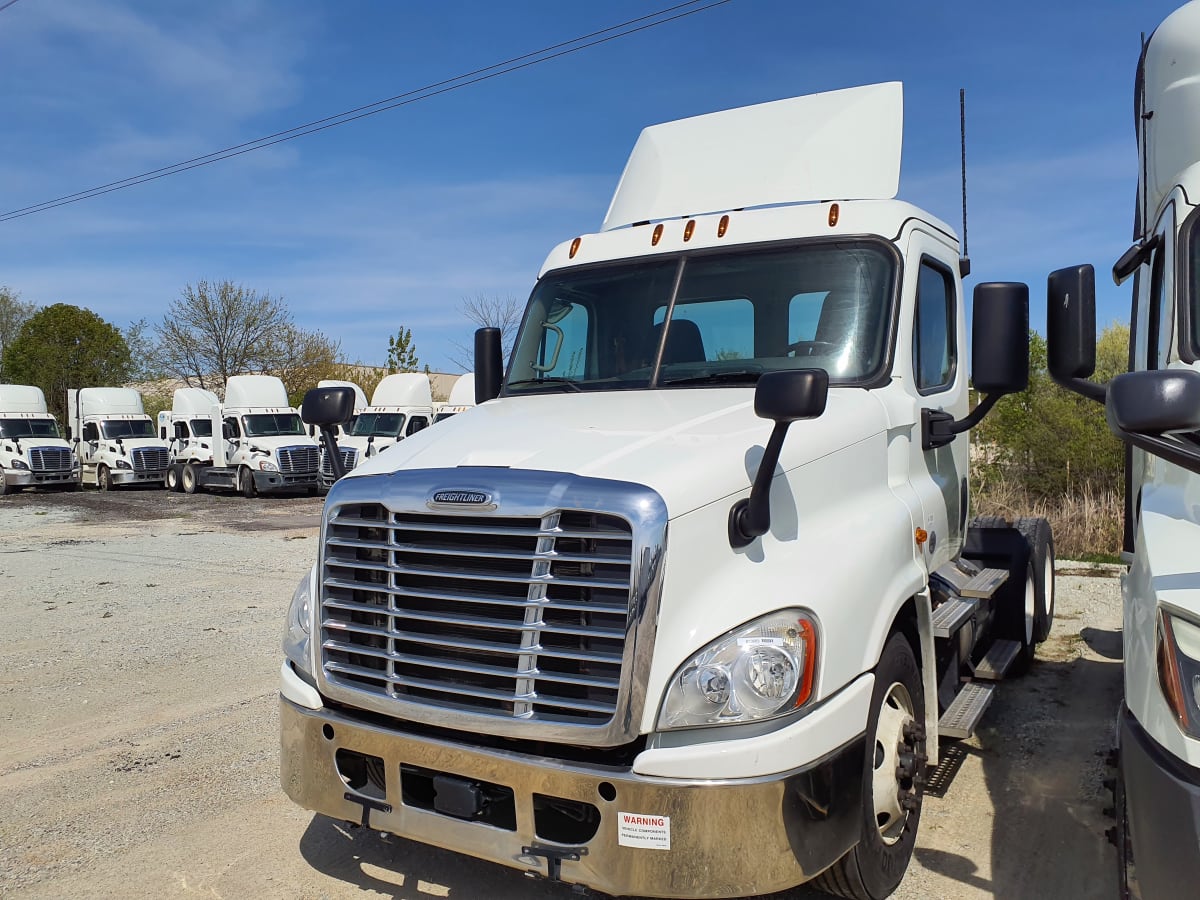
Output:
[901, 231, 968, 567]
[81, 421, 100, 470]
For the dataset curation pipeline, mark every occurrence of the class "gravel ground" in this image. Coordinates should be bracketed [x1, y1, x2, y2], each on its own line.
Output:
[0, 487, 1125, 899]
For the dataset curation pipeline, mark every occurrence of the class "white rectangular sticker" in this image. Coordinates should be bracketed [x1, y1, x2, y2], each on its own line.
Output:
[737, 636, 784, 647]
[617, 811, 671, 850]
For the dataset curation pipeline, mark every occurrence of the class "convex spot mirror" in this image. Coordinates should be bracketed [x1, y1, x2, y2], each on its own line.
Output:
[302, 386, 357, 428]
[1107, 370, 1200, 436]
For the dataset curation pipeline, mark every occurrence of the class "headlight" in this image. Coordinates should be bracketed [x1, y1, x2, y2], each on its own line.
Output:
[658, 609, 818, 729]
[258, 460, 279, 472]
[283, 565, 316, 675]
[1158, 606, 1200, 738]
[115, 459, 132, 469]
[10, 460, 29, 470]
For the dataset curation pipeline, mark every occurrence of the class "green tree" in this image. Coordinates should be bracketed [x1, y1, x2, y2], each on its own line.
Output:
[0, 285, 38, 375]
[4, 304, 132, 421]
[972, 323, 1130, 498]
[386, 327, 420, 373]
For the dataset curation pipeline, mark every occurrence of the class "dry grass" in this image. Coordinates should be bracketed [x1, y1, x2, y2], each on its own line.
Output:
[972, 481, 1123, 561]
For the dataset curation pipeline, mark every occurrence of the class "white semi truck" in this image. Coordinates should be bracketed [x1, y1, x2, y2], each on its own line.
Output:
[1046, 3, 1200, 897]
[0, 384, 78, 494]
[433, 373, 476, 423]
[163, 375, 320, 497]
[282, 84, 1054, 899]
[67, 387, 169, 490]
[319, 373, 433, 485]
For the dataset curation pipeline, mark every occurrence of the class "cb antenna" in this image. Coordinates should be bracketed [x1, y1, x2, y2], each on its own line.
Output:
[959, 87, 971, 277]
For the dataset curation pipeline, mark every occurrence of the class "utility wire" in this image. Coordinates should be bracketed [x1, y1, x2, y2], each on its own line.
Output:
[0, 0, 734, 222]
[0, 0, 24, 13]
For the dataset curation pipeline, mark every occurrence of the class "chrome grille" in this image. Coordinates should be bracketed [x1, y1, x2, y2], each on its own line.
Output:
[320, 447, 358, 477]
[29, 446, 72, 473]
[321, 503, 634, 725]
[131, 446, 169, 473]
[278, 445, 319, 474]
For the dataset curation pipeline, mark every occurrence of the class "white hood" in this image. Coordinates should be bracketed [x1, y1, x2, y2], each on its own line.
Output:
[346, 389, 887, 517]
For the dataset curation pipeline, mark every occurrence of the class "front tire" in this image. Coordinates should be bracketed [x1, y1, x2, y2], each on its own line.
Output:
[812, 633, 926, 899]
[1016, 517, 1055, 643]
[97, 465, 111, 492]
[165, 466, 180, 492]
[181, 464, 198, 494]
[239, 466, 257, 499]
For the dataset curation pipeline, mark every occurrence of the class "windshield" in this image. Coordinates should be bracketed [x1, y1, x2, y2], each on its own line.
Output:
[242, 413, 305, 437]
[506, 242, 894, 394]
[1191, 215, 1200, 352]
[0, 418, 60, 439]
[189, 419, 213, 438]
[100, 419, 156, 439]
[350, 412, 405, 437]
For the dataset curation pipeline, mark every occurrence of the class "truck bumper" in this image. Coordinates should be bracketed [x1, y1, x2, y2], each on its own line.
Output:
[3, 469, 76, 488]
[253, 470, 317, 493]
[111, 471, 166, 485]
[280, 688, 865, 898]
[1121, 704, 1200, 896]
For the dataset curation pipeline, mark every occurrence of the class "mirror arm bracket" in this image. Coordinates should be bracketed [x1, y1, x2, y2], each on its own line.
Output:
[1050, 374, 1108, 404]
[921, 393, 1002, 451]
[728, 420, 792, 548]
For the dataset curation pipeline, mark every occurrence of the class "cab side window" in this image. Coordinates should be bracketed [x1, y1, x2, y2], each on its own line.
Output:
[913, 261, 957, 392]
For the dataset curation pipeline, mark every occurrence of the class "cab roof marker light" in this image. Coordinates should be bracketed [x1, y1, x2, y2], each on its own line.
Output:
[569, 237, 582, 259]
[718, 214, 729, 238]
[683, 219, 695, 242]
[652, 223, 664, 247]
[828, 203, 840, 227]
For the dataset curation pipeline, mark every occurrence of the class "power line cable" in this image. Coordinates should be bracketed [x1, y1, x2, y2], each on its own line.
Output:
[0, 0, 734, 222]
[0, 0, 24, 13]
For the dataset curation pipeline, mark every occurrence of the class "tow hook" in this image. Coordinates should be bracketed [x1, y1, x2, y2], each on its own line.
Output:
[521, 844, 586, 885]
[343, 791, 392, 829]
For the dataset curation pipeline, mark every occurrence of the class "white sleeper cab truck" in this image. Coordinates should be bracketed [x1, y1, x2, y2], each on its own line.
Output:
[282, 84, 1055, 899]
[1046, 4, 1200, 897]
[67, 387, 169, 490]
[165, 375, 320, 497]
[433, 372, 476, 423]
[319, 373, 433, 485]
[159, 387, 220, 490]
[0, 384, 78, 494]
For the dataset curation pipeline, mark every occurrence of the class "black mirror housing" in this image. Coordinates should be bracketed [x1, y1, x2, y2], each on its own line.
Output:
[754, 369, 829, 423]
[1107, 370, 1200, 436]
[971, 282, 1029, 395]
[1047, 264, 1097, 382]
[475, 328, 503, 404]
[301, 386, 356, 428]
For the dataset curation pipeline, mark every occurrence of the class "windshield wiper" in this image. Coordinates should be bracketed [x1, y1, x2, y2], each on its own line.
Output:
[506, 377, 583, 393]
[659, 370, 762, 386]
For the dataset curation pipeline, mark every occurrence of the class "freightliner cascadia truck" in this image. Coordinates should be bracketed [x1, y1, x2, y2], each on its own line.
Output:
[1046, 3, 1200, 897]
[0, 384, 78, 494]
[282, 83, 1054, 899]
[68, 387, 170, 490]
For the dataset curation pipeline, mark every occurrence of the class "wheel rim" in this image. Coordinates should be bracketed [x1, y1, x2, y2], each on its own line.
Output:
[872, 681, 916, 845]
[99, 468, 109, 490]
[1024, 568, 1036, 645]
[1044, 545, 1055, 614]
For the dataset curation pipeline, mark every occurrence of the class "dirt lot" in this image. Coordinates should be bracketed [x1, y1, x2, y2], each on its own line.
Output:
[0, 487, 1124, 899]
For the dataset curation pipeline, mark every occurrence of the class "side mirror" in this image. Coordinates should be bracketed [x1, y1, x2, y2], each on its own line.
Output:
[923, 282, 1030, 450]
[1105, 370, 1200, 475]
[301, 386, 356, 480]
[971, 282, 1029, 395]
[475, 327, 503, 404]
[1047, 264, 1105, 403]
[729, 369, 829, 548]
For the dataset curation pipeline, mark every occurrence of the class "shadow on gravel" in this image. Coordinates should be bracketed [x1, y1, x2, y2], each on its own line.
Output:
[298, 814, 572, 899]
[915, 637, 1123, 899]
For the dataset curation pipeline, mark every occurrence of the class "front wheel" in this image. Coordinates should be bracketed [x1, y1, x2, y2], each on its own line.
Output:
[1016, 517, 1055, 643]
[165, 466, 180, 492]
[239, 466, 257, 499]
[97, 465, 111, 492]
[812, 633, 926, 899]
[181, 464, 198, 494]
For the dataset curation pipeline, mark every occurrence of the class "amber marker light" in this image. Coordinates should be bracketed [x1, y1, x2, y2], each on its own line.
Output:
[569, 237, 581, 259]
[652, 224, 664, 246]
[683, 219, 696, 242]
[794, 617, 818, 708]
[718, 214, 730, 238]
[828, 203, 840, 227]
[914, 528, 928, 547]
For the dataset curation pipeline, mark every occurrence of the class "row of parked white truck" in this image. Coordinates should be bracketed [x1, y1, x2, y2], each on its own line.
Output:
[0, 372, 476, 497]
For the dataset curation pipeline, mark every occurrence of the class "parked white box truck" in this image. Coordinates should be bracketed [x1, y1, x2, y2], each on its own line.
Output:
[1046, 3, 1200, 897]
[0, 384, 78, 494]
[319, 373, 433, 486]
[67, 387, 169, 490]
[283, 84, 1054, 898]
[433, 373, 476, 423]
[163, 375, 320, 497]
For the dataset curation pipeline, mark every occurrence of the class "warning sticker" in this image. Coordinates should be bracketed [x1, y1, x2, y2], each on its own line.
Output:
[617, 811, 671, 850]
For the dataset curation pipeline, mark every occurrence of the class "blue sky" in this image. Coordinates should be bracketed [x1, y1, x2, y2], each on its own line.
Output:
[0, 0, 1185, 373]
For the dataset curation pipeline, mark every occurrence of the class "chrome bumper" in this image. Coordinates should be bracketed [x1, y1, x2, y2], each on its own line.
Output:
[281, 697, 863, 898]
